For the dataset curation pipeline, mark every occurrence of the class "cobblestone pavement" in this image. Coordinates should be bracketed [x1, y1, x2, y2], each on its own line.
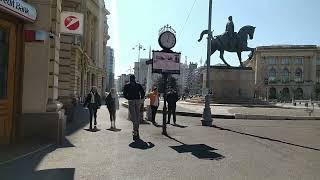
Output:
[1, 100, 320, 180]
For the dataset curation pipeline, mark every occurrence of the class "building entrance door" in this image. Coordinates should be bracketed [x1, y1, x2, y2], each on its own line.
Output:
[0, 18, 16, 144]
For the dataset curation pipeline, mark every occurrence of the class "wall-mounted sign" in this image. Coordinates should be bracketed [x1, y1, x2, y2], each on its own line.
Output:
[0, 0, 37, 22]
[152, 51, 181, 74]
[60, 11, 84, 35]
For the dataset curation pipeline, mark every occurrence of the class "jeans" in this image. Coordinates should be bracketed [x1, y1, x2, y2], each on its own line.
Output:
[88, 104, 98, 128]
[150, 105, 158, 123]
[128, 100, 141, 132]
[108, 109, 116, 127]
[168, 105, 176, 123]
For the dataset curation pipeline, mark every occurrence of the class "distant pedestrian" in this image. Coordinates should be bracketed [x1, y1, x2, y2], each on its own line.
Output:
[148, 87, 160, 125]
[105, 88, 119, 130]
[123, 75, 145, 141]
[84, 86, 101, 130]
[167, 89, 179, 124]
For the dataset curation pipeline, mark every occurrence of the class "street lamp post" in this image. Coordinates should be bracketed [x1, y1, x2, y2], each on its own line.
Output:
[132, 43, 146, 83]
[201, 0, 213, 126]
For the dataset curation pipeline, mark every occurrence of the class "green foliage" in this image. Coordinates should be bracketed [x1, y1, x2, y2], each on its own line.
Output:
[156, 75, 178, 93]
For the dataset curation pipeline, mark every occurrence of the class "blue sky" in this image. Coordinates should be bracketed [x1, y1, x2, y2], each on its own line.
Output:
[106, 0, 320, 76]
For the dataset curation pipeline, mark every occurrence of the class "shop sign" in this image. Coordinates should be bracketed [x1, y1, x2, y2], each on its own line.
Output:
[0, 0, 37, 22]
[60, 11, 84, 35]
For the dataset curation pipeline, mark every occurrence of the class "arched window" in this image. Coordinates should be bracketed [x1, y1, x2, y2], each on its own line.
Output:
[281, 87, 290, 101]
[269, 87, 277, 99]
[295, 88, 303, 100]
[295, 68, 303, 82]
[282, 68, 289, 82]
[268, 68, 276, 82]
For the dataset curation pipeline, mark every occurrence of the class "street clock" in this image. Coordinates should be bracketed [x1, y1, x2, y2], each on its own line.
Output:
[159, 31, 176, 50]
[158, 25, 176, 50]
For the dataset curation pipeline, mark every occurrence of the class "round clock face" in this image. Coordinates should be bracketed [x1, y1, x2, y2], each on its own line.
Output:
[159, 31, 176, 49]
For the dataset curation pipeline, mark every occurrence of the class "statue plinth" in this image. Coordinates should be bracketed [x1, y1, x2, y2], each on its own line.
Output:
[204, 66, 254, 103]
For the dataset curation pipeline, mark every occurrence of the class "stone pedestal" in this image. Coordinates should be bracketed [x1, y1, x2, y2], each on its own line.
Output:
[208, 66, 254, 102]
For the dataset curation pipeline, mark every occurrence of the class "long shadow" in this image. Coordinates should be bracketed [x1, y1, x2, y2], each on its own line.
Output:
[66, 105, 90, 136]
[166, 135, 224, 160]
[106, 128, 122, 132]
[83, 128, 101, 133]
[171, 123, 188, 128]
[152, 123, 163, 128]
[0, 145, 75, 180]
[213, 125, 320, 152]
[129, 139, 155, 150]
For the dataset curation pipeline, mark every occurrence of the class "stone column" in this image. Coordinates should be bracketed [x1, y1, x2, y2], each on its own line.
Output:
[47, 0, 63, 112]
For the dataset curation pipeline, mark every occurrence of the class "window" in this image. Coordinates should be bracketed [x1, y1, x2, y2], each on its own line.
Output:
[282, 58, 289, 65]
[0, 28, 8, 99]
[295, 68, 303, 82]
[268, 57, 276, 65]
[269, 87, 277, 99]
[317, 70, 320, 83]
[317, 58, 320, 65]
[282, 68, 289, 82]
[268, 68, 277, 82]
[295, 57, 304, 65]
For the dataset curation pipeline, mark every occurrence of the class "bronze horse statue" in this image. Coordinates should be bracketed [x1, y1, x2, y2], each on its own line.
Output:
[198, 25, 256, 67]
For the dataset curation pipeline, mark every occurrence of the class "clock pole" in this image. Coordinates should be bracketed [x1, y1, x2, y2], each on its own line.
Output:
[156, 25, 178, 135]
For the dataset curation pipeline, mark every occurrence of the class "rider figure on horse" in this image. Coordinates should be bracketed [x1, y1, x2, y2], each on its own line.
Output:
[225, 16, 236, 49]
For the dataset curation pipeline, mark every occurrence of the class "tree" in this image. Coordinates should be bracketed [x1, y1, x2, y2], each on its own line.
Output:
[156, 75, 178, 93]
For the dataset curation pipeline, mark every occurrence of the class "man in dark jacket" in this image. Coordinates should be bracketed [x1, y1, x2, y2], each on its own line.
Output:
[123, 75, 145, 141]
[167, 89, 179, 124]
[84, 86, 101, 130]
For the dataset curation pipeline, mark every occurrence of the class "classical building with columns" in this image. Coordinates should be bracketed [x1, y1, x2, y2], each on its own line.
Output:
[0, 0, 110, 144]
[0, 0, 63, 144]
[59, 0, 109, 108]
[248, 45, 320, 101]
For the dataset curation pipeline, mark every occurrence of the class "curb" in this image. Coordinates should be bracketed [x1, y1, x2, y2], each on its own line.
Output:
[121, 102, 235, 119]
[122, 102, 320, 120]
[234, 114, 320, 120]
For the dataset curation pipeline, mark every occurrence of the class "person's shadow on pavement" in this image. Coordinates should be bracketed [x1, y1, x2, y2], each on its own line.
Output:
[106, 128, 122, 132]
[171, 123, 188, 128]
[84, 128, 101, 132]
[129, 139, 155, 150]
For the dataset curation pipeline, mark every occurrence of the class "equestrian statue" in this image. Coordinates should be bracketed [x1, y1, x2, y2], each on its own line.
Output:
[198, 16, 256, 67]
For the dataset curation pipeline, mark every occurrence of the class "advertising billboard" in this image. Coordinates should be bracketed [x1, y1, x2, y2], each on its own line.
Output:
[152, 51, 180, 74]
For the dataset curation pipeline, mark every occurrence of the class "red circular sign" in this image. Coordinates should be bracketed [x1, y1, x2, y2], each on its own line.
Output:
[64, 16, 80, 31]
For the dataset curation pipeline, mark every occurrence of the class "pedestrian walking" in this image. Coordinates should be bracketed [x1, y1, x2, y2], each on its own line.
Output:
[148, 87, 160, 125]
[123, 75, 145, 141]
[105, 88, 119, 130]
[84, 86, 101, 130]
[167, 89, 179, 124]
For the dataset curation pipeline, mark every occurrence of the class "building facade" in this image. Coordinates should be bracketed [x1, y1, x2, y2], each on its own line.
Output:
[59, 0, 109, 108]
[249, 45, 320, 101]
[134, 58, 149, 89]
[0, 0, 63, 144]
[0, 0, 110, 144]
[116, 74, 130, 93]
[106, 46, 115, 91]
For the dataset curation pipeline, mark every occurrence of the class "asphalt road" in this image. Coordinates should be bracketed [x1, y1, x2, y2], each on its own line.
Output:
[1, 99, 320, 180]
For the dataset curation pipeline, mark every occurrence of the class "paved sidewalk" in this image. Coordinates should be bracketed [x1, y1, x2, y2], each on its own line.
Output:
[1, 103, 320, 179]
